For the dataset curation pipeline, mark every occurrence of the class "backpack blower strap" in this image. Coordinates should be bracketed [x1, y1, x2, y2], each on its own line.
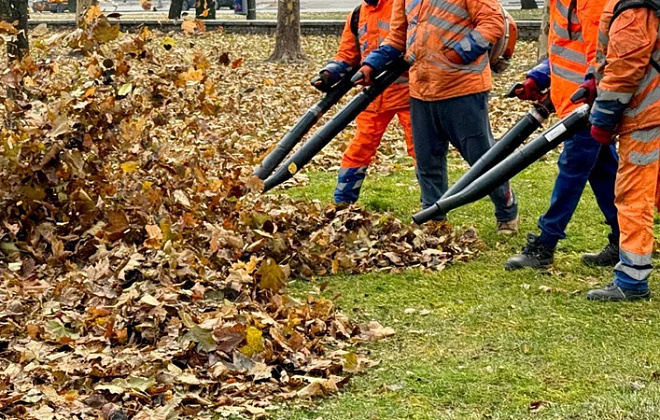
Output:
[611, 0, 660, 73]
[350, 5, 362, 38]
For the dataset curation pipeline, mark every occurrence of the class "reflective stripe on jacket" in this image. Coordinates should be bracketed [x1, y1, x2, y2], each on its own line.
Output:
[334, 0, 410, 112]
[548, 0, 605, 117]
[595, 0, 660, 135]
[382, 0, 505, 101]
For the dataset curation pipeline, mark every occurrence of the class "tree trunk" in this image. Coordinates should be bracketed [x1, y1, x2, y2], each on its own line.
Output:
[168, 0, 183, 19]
[0, 0, 29, 61]
[267, 0, 306, 62]
[538, 0, 550, 59]
[76, 0, 94, 26]
[520, 0, 538, 9]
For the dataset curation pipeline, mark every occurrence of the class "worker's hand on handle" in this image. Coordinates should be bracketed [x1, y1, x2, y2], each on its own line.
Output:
[590, 125, 616, 146]
[511, 77, 544, 101]
[311, 71, 335, 92]
[571, 78, 596, 105]
[353, 65, 374, 86]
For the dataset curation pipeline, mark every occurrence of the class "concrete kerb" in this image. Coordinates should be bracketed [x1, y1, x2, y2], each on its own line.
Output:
[28, 19, 541, 40]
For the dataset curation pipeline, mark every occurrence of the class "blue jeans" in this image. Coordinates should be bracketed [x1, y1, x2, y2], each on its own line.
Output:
[538, 127, 619, 249]
[410, 93, 518, 222]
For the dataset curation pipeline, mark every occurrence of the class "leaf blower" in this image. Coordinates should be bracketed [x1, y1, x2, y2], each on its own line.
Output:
[262, 58, 410, 193]
[412, 103, 591, 224]
[440, 86, 555, 204]
[252, 68, 358, 180]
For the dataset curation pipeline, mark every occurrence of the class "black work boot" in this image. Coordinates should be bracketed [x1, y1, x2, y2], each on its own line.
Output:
[586, 282, 650, 302]
[581, 241, 619, 267]
[504, 233, 554, 271]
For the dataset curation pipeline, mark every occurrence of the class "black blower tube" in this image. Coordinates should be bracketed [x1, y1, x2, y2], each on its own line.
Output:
[440, 93, 555, 203]
[412, 104, 591, 224]
[262, 58, 410, 192]
[252, 70, 358, 180]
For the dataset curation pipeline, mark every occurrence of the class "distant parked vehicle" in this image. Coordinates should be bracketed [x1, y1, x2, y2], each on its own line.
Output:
[185, 0, 233, 10]
[32, 0, 69, 12]
[216, 0, 233, 9]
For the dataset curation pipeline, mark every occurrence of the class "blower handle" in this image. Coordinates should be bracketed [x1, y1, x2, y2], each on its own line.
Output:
[506, 82, 524, 98]
[570, 86, 589, 104]
[350, 71, 364, 84]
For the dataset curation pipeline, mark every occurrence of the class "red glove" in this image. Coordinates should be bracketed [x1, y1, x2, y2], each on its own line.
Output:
[514, 78, 544, 101]
[572, 78, 597, 105]
[354, 65, 374, 86]
[591, 125, 616, 146]
[444, 49, 464, 65]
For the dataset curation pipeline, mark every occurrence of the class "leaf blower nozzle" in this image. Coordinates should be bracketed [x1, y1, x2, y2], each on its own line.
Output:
[252, 70, 358, 180]
[412, 104, 590, 225]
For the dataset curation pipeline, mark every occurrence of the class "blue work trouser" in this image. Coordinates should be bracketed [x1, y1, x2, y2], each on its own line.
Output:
[410, 93, 518, 222]
[537, 126, 619, 249]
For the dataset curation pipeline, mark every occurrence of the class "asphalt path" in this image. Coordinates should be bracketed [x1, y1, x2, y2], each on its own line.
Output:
[89, 0, 359, 12]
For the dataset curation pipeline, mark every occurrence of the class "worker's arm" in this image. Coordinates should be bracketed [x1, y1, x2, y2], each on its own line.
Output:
[313, 13, 360, 91]
[332, 12, 362, 68]
[590, 8, 659, 130]
[362, 0, 407, 72]
[453, 0, 505, 64]
[527, 58, 551, 90]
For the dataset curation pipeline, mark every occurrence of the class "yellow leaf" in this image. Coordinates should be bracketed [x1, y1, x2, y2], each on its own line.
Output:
[239, 326, 265, 357]
[162, 36, 175, 50]
[121, 161, 139, 173]
[117, 83, 133, 97]
[257, 258, 287, 293]
[343, 352, 358, 372]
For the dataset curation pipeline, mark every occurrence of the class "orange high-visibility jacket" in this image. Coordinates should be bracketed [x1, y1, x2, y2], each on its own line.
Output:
[334, 0, 410, 112]
[547, 0, 605, 117]
[594, 0, 660, 134]
[382, 0, 505, 101]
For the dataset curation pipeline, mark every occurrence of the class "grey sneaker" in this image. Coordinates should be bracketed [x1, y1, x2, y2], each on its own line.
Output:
[504, 233, 554, 270]
[497, 216, 519, 236]
[586, 282, 650, 302]
[581, 242, 619, 267]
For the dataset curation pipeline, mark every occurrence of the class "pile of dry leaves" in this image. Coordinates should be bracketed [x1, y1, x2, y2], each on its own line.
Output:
[0, 11, 499, 419]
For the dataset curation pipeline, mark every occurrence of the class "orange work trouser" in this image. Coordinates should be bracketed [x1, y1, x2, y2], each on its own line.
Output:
[613, 126, 660, 288]
[340, 108, 414, 168]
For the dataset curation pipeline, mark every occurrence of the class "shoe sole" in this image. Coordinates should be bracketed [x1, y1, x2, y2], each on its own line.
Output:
[504, 258, 553, 271]
[586, 292, 651, 302]
[581, 256, 619, 267]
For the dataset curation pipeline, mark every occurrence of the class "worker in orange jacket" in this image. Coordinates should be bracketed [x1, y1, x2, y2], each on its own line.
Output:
[312, 0, 414, 205]
[505, 0, 620, 269]
[358, 0, 519, 234]
[586, 0, 660, 301]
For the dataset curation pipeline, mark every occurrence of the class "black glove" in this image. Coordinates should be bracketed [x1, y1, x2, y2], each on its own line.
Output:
[311, 71, 336, 92]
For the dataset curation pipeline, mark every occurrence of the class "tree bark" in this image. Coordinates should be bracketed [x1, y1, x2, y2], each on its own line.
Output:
[267, 0, 306, 62]
[520, 0, 538, 10]
[0, 0, 29, 61]
[76, 0, 94, 26]
[168, 0, 183, 19]
[538, 0, 550, 59]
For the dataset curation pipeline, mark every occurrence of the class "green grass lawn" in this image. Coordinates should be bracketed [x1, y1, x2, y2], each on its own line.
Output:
[272, 149, 660, 420]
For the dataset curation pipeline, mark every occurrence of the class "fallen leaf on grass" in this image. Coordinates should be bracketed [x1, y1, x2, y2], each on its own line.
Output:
[355, 321, 395, 342]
